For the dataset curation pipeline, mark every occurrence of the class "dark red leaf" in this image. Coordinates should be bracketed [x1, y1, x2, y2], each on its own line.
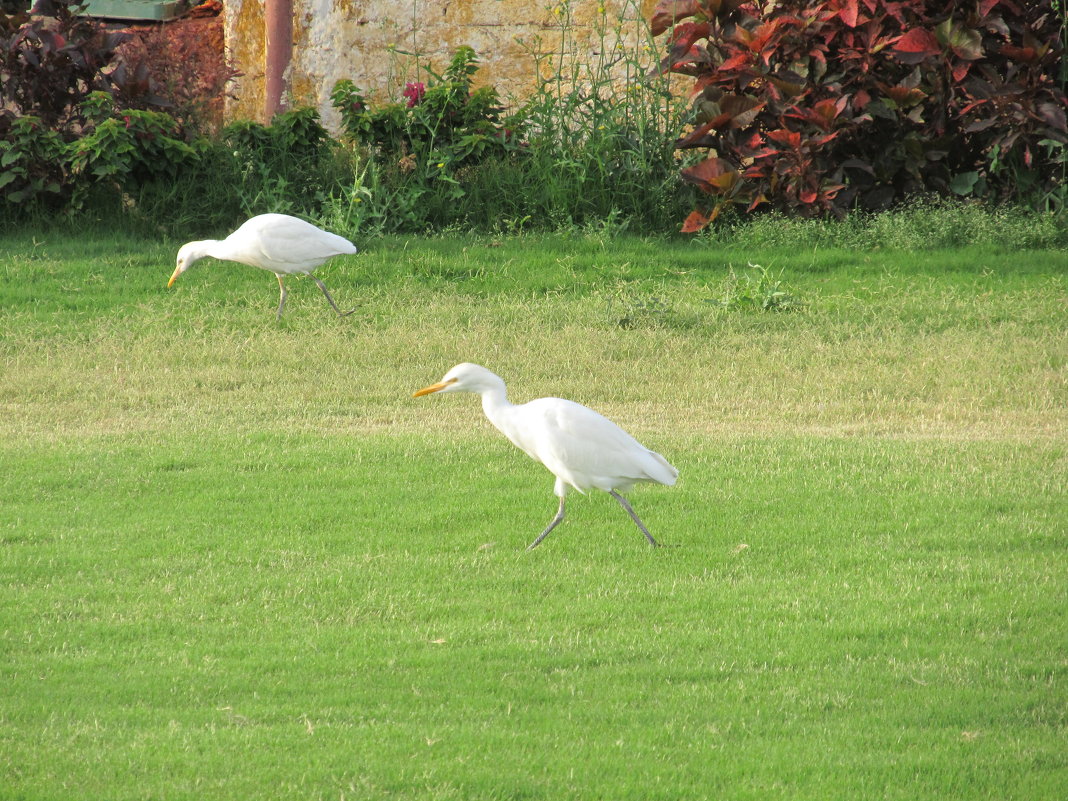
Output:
[719, 94, 764, 128]
[835, 0, 859, 28]
[744, 132, 764, 149]
[657, 0, 1061, 224]
[681, 209, 712, 232]
[669, 44, 706, 71]
[680, 156, 735, 192]
[718, 52, 753, 72]
[893, 28, 940, 57]
[883, 85, 926, 107]
[676, 120, 718, 148]
[651, 0, 702, 37]
[768, 129, 802, 148]
[668, 21, 711, 50]
[746, 194, 768, 212]
[813, 98, 841, 120]
[1037, 102, 1067, 132]
[709, 0, 749, 15]
[963, 117, 997, 133]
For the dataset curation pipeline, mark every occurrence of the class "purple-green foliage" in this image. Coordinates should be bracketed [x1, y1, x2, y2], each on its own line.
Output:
[0, 0, 164, 128]
[0, 0, 175, 208]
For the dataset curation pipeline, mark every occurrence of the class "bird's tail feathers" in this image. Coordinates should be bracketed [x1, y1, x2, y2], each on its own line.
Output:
[645, 450, 678, 486]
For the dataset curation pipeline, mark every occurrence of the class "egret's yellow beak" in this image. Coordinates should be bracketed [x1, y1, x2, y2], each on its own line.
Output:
[413, 377, 457, 397]
[167, 265, 182, 288]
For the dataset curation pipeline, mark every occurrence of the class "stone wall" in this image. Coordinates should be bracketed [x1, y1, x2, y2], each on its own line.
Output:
[223, 0, 659, 131]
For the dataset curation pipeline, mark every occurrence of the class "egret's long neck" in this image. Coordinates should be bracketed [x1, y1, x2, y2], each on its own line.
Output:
[478, 382, 513, 435]
[185, 239, 224, 263]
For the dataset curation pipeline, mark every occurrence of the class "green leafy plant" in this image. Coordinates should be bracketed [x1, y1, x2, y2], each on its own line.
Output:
[512, 1, 689, 231]
[66, 92, 197, 207]
[330, 47, 523, 231]
[333, 47, 516, 172]
[327, 7, 691, 235]
[223, 108, 340, 216]
[0, 115, 66, 205]
[0, 0, 188, 217]
[69, 94, 196, 181]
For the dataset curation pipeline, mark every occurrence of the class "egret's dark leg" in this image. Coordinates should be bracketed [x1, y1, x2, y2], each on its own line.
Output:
[276, 275, 287, 320]
[311, 275, 355, 317]
[609, 490, 660, 547]
[526, 496, 566, 551]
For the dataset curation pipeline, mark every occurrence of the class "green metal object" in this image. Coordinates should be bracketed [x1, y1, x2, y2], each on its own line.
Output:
[78, 0, 187, 22]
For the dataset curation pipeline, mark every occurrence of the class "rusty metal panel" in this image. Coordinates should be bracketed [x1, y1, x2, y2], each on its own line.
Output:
[80, 0, 186, 21]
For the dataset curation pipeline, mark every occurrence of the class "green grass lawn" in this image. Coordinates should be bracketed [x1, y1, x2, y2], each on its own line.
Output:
[1, 227, 1066, 800]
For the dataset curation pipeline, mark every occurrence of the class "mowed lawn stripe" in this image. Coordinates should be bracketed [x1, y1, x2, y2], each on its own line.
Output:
[1, 432, 1064, 799]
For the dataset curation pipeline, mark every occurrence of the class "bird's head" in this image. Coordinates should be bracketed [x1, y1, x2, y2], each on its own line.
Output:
[168, 242, 206, 288]
[413, 363, 501, 397]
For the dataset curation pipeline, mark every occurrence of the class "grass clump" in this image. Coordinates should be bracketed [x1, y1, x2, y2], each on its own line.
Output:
[709, 262, 805, 312]
[706, 199, 1068, 252]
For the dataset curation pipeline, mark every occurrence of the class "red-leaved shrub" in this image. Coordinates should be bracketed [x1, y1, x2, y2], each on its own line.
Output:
[116, 17, 239, 137]
[650, 0, 1068, 229]
[0, 0, 134, 129]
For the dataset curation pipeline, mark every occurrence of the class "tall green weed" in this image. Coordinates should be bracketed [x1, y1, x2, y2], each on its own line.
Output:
[503, 1, 689, 231]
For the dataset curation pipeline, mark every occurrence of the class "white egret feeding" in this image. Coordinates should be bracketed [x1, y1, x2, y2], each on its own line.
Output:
[414, 363, 677, 550]
[168, 213, 357, 319]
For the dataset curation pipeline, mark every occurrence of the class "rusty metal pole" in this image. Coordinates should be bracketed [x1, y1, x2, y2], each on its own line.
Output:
[264, 0, 292, 121]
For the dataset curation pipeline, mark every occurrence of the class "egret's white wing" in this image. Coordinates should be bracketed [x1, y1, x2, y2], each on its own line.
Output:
[228, 215, 355, 273]
[519, 397, 675, 492]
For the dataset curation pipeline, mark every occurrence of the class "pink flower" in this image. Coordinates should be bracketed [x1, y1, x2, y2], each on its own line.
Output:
[402, 82, 426, 108]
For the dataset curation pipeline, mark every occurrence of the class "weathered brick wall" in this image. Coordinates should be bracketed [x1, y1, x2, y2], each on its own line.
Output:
[223, 0, 658, 131]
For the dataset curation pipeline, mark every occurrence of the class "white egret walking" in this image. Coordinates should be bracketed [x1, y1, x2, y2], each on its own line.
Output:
[414, 363, 677, 549]
[168, 213, 357, 319]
